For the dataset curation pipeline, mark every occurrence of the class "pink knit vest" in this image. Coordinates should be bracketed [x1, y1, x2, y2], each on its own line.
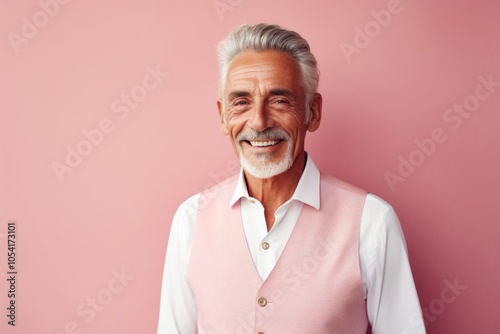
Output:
[188, 174, 369, 334]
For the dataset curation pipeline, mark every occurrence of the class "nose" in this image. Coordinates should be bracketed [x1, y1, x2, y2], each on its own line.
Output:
[248, 101, 273, 132]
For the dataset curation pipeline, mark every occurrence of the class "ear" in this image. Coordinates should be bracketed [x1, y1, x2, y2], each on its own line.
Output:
[307, 93, 322, 132]
[217, 100, 229, 135]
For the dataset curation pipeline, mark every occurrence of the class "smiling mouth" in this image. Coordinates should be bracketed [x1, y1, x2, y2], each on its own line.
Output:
[246, 140, 282, 147]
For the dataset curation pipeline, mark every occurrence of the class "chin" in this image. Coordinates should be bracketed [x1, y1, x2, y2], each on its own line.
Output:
[239, 154, 294, 179]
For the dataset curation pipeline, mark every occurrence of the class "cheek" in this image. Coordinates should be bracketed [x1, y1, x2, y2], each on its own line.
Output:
[228, 124, 244, 143]
[284, 114, 307, 139]
[227, 116, 248, 135]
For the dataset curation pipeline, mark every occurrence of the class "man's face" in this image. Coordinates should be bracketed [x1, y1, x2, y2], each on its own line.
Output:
[218, 50, 315, 179]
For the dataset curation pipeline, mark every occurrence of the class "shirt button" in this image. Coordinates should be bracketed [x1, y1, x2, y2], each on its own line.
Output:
[258, 332, 265, 334]
[261, 242, 270, 250]
[248, 199, 256, 204]
[257, 297, 267, 307]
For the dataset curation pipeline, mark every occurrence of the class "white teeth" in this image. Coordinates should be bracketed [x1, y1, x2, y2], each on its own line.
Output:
[250, 140, 279, 147]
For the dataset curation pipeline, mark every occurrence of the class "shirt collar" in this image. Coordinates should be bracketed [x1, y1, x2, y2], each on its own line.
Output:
[229, 153, 321, 210]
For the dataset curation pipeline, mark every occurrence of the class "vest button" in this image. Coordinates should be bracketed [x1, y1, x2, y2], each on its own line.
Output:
[257, 297, 267, 307]
[261, 242, 270, 250]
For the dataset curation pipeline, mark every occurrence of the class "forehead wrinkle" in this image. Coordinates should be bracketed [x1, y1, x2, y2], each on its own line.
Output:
[227, 67, 279, 87]
[226, 69, 293, 99]
[224, 51, 303, 103]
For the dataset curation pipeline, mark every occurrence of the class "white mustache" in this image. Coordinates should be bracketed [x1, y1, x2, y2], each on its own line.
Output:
[236, 129, 290, 142]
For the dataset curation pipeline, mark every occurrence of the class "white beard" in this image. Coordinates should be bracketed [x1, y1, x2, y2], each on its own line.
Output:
[236, 129, 293, 179]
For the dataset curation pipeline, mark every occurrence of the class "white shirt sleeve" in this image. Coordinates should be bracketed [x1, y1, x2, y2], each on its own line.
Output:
[157, 194, 199, 334]
[361, 194, 426, 334]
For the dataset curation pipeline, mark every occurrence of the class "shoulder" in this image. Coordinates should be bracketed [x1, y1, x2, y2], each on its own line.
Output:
[364, 194, 400, 228]
[364, 193, 396, 221]
[320, 173, 367, 197]
[172, 193, 200, 230]
[195, 174, 239, 212]
[174, 173, 239, 223]
[361, 193, 405, 248]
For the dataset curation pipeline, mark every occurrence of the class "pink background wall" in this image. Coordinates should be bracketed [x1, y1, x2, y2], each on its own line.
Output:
[1, 0, 499, 333]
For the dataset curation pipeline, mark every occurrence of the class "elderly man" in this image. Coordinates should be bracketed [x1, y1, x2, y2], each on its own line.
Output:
[157, 23, 425, 334]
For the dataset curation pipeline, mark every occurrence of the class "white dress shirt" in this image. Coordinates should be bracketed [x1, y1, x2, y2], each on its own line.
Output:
[157, 156, 426, 334]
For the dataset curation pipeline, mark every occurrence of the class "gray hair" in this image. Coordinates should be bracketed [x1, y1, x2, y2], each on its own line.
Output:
[217, 23, 320, 118]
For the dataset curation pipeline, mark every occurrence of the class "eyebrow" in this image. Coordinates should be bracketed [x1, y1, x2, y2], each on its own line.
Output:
[269, 89, 296, 98]
[227, 89, 296, 100]
[228, 90, 250, 100]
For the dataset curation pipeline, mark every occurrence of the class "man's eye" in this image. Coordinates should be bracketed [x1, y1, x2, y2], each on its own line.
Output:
[232, 100, 250, 109]
[271, 99, 290, 107]
[272, 98, 289, 104]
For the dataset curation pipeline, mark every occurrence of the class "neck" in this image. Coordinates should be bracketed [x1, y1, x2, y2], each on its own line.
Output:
[244, 152, 306, 230]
